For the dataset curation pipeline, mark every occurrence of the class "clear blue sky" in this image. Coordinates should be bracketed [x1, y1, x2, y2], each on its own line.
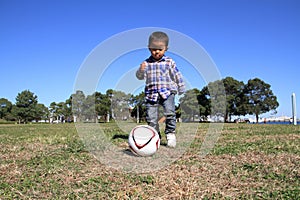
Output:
[1, 0, 299, 118]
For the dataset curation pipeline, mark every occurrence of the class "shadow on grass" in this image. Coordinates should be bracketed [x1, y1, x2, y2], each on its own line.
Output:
[112, 134, 128, 140]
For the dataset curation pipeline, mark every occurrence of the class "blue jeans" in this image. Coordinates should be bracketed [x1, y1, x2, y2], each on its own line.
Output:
[146, 94, 176, 135]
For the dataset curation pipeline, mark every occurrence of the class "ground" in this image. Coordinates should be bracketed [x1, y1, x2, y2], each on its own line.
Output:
[0, 123, 299, 199]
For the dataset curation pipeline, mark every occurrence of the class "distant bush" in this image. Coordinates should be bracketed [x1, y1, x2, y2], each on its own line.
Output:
[0, 119, 15, 124]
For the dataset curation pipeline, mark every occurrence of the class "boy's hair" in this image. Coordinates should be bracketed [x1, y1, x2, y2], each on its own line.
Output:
[148, 31, 169, 47]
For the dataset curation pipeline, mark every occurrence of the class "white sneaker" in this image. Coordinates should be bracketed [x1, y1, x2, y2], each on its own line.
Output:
[166, 133, 176, 148]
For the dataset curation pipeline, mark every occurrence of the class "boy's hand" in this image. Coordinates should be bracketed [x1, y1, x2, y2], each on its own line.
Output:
[136, 62, 147, 80]
[139, 62, 147, 71]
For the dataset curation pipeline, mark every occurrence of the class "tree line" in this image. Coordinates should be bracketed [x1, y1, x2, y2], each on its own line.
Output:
[0, 77, 279, 124]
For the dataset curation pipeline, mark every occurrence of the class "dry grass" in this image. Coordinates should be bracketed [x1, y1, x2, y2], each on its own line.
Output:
[0, 123, 299, 199]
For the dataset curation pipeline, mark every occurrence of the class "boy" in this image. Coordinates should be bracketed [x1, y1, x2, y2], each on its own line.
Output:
[136, 31, 185, 148]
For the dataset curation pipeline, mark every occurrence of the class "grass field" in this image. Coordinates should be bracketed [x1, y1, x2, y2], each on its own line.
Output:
[0, 123, 299, 199]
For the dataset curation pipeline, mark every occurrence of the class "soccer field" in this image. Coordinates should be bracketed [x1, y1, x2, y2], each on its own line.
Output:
[0, 123, 299, 199]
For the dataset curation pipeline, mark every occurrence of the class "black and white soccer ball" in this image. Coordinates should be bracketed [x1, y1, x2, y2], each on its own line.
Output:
[128, 125, 160, 156]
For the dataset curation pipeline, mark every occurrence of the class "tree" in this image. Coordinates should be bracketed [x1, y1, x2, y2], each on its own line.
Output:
[49, 102, 59, 120]
[180, 88, 200, 121]
[64, 97, 73, 122]
[83, 94, 98, 122]
[198, 86, 210, 120]
[15, 90, 38, 123]
[95, 91, 110, 120]
[207, 79, 227, 122]
[71, 90, 86, 122]
[0, 98, 13, 120]
[34, 103, 49, 122]
[129, 92, 146, 122]
[244, 78, 279, 123]
[111, 90, 131, 121]
[49, 101, 71, 122]
[223, 77, 245, 122]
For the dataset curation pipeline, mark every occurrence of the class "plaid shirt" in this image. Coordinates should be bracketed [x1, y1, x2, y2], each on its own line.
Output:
[136, 55, 185, 102]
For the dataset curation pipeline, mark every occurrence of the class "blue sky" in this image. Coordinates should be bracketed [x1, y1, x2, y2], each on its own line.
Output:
[1, 0, 299, 118]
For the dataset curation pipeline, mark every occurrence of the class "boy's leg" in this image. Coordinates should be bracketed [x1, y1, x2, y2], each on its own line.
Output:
[146, 101, 160, 138]
[162, 94, 176, 134]
[162, 94, 176, 147]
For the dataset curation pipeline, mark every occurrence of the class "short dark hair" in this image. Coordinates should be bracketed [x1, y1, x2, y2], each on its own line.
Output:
[148, 31, 169, 47]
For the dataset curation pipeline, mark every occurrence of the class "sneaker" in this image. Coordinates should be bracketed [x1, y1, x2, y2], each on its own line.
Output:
[166, 133, 176, 148]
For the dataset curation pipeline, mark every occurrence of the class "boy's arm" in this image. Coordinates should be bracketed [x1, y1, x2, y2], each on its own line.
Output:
[136, 62, 147, 80]
[171, 62, 185, 95]
[176, 72, 185, 95]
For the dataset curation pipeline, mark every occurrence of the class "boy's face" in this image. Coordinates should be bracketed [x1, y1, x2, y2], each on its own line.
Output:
[148, 41, 167, 60]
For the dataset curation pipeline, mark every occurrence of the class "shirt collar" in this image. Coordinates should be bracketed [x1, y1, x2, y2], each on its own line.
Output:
[149, 55, 166, 62]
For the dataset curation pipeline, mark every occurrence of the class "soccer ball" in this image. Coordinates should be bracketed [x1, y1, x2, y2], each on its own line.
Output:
[128, 125, 160, 156]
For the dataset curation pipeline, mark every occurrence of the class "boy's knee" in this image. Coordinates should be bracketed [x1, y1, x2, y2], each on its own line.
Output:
[164, 111, 176, 118]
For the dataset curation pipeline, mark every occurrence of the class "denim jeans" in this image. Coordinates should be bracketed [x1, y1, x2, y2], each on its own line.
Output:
[146, 94, 176, 135]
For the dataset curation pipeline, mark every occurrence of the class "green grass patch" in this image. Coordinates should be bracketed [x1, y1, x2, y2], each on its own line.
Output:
[212, 124, 300, 155]
[0, 123, 299, 199]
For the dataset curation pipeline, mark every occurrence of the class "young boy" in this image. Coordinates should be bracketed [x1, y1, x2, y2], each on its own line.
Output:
[136, 31, 185, 148]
